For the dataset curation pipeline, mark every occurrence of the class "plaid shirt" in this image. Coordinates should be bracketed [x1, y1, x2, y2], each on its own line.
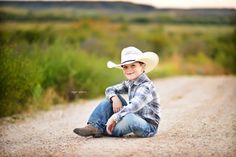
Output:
[105, 73, 160, 127]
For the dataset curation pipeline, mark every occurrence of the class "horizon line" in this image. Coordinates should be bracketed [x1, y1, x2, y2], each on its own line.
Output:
[0, 0, 235, 9]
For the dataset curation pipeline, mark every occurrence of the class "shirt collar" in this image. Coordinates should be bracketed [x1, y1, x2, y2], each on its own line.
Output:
[128, 73, 150, 86]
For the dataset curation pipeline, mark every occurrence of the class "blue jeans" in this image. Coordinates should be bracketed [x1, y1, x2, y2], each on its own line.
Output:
[88, 95, 157, 137]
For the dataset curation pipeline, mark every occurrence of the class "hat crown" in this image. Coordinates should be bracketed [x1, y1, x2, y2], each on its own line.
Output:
[107, 46, 159, 73]
[121, 46, 142, 64]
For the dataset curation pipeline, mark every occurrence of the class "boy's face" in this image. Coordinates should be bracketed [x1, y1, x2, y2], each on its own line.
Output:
[121, 62, 145, 80]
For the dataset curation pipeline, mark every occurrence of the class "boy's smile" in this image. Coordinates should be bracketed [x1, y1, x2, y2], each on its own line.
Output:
[121, 62, 145, 80]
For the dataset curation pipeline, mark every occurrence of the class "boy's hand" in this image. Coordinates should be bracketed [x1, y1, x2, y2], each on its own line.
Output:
[106, 115, 116, 135]
[111, 96, 122, 113]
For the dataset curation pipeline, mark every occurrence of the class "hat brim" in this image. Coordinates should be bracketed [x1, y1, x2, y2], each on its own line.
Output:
[107, 52, 159, 73]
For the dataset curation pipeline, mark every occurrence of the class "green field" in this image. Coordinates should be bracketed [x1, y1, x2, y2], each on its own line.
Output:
[0, 6, 236, 117]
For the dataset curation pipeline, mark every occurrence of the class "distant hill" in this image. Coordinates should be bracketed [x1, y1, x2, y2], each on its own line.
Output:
[0, 1, 235, 24]
[0, 1, 156, 12]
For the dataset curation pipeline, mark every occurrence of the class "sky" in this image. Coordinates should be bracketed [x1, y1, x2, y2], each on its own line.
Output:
[81, 0, 236, 9]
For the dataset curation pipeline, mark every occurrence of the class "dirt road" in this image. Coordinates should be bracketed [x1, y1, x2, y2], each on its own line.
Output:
[1, 76, 236, 157]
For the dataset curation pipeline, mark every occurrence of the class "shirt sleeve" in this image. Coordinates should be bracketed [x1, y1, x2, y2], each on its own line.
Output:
[105, 81, 128, 100]
[113, 83, 153, 122]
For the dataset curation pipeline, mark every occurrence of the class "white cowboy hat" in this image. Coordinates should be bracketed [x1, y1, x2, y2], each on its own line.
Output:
[107, 46, 159, 73]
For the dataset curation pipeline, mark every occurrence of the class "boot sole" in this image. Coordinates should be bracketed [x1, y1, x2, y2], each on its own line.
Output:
[92, 133, 103, 138]
[73, 129, 102, 138]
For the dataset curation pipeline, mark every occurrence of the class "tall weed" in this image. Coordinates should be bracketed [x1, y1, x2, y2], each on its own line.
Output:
[0, 46, 42, 116]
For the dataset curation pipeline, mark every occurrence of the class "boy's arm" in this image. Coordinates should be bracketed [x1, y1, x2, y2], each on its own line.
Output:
[112, 83, 153, 122]
[105, 81, 128, 100]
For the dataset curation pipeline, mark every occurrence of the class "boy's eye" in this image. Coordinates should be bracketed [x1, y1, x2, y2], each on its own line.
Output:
[122, 65, 128, 69]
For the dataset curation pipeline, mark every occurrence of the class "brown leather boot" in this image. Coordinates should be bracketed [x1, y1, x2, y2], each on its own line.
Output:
[73, 124, 103, 138]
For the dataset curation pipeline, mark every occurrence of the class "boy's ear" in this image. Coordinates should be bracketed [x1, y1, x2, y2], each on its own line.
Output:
[142, 63, 146, 71]
[142, 63, 146, 67]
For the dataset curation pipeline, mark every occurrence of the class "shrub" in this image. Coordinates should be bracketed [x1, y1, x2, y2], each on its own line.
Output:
[0, 46, 42, 117]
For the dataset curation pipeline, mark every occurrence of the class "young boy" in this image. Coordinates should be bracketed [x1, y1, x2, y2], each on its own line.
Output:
[73, 46, 160, 137]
